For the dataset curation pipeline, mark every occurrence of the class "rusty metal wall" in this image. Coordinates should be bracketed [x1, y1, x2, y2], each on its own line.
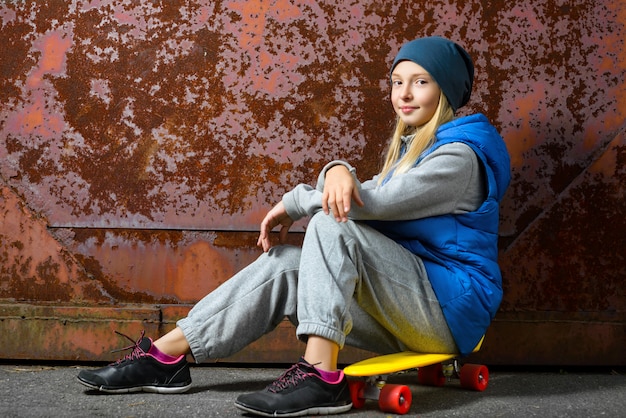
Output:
[0, 0, 624, 365]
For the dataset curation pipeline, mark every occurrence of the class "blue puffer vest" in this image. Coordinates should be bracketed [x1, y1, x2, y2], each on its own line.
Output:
[368, 114, 511, 355]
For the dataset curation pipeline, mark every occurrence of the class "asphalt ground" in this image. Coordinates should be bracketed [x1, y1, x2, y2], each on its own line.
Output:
[1, 362, 624, 417]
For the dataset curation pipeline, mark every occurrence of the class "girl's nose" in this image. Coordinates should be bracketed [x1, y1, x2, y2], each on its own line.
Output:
[400, 84, 412, 100]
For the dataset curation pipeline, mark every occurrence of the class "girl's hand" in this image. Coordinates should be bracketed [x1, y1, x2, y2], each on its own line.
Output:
[322, 165, 364, 222]
[257, 201, 294, 252]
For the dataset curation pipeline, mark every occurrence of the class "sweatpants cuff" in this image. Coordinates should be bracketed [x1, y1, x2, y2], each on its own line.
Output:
[296, 322, 346, 349]
[177, 317, 208, 364]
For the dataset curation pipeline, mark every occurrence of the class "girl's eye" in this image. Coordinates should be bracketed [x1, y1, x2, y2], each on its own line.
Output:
[392, 80, 402, 87]
[416, 79, 427, 85]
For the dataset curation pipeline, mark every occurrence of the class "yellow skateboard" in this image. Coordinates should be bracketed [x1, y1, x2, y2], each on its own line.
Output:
[343, 338, 489, 414]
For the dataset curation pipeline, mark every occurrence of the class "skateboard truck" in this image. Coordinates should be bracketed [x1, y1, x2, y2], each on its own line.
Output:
[349, 374, 413, 415]
[417, 359, 489, 390]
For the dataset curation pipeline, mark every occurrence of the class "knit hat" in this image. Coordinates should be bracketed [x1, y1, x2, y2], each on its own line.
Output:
[390, 36, 474, 112]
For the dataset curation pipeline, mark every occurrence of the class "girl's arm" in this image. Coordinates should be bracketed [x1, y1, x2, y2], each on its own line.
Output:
[282, 142, 484, 222]
[257, 201, 294, 252]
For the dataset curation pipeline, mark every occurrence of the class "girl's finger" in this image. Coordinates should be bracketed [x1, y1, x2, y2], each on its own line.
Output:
[322, 190, 330, 215]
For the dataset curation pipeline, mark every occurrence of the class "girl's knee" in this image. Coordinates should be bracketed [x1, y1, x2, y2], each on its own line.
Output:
[264, 244, 302, 269]
[308, 211, 341, 232]
[308, 211, 359, 239]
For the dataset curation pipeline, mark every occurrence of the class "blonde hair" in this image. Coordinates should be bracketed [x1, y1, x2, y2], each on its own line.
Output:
[377, 91, 455, 185]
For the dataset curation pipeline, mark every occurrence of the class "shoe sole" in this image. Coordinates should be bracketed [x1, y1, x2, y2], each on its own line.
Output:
[234, 402, 352, 417]
[77, 376, 192, 394]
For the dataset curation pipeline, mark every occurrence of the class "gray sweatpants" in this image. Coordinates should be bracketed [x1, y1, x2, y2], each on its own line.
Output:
[177, 212, 456, 363]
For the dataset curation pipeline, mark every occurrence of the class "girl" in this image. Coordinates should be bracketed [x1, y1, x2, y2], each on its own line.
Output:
[78, 36, 510, 417]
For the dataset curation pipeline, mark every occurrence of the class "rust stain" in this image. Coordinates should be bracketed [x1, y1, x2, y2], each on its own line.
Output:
[0, 303, 164, 360]
[27, 30, 72, 87]
[226, 0, 303, 94]
[5, 28, 72, 139]
[0, 186, 111, 303]
[501, 87, 545, 169]
[500, 130, 626, 313]
[493, 0, 625, 241]
[63, 227, 269, 303]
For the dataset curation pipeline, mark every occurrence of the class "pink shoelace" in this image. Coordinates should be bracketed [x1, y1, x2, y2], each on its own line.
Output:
[267, 361, 314, 393]
[109, 330, 148, 365]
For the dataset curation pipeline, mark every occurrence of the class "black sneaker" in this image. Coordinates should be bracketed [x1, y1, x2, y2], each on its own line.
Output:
[77, 331, 192, 394]
[235, 358, 352, 417]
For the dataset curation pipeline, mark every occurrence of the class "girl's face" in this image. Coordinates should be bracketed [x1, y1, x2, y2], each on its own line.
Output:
[391, 61, 441, 127]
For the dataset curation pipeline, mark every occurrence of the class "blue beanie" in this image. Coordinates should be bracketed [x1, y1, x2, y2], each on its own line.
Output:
[391, 37, 474, 112]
